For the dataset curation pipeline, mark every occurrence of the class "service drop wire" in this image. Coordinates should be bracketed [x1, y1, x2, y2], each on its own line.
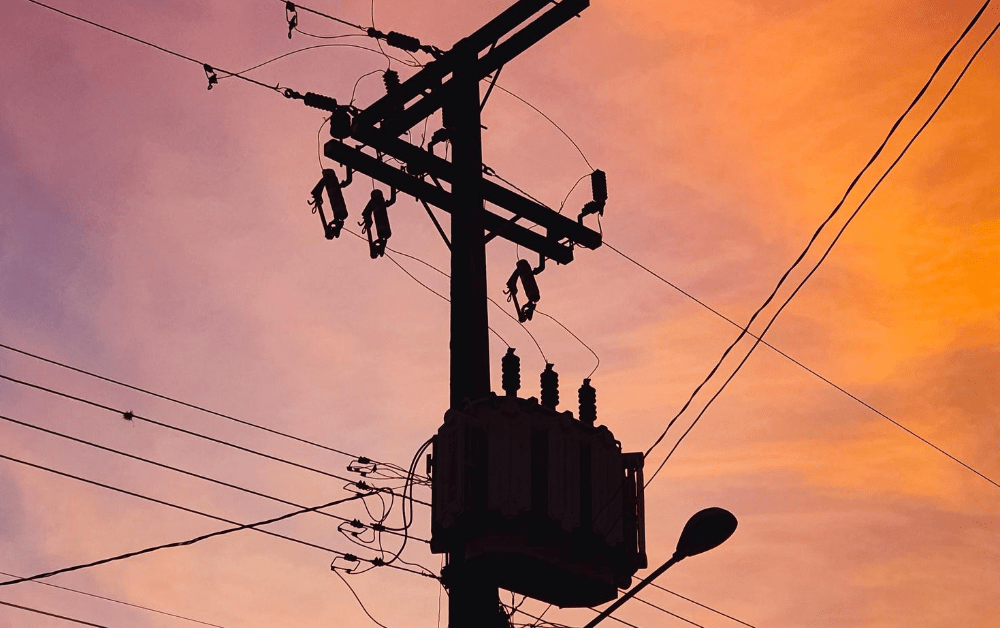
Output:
[645, 16, 1000, 489]
[0, 493, 368, 587]
[641, 0, 999, 462]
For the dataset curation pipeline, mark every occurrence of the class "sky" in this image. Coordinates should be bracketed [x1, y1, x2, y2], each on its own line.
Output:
[1, 0, 998, 627]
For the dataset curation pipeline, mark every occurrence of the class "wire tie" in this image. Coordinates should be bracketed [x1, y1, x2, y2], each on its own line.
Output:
[285, 2, 298, 39]
[203, 64, 218, 90]
[122, 410, 134, 422]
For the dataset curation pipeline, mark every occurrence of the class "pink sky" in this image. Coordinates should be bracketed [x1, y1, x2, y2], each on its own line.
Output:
[1, 1, 998, 627]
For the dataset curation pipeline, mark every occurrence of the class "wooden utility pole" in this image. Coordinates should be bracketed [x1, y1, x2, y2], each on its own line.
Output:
[319, 2, 597, 627]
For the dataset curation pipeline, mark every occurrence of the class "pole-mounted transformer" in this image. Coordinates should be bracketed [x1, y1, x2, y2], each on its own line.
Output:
[431, 353, 646, 608]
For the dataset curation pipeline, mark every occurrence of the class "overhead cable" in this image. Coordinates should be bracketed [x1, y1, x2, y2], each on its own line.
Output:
[0, 599, 115, 628]
[641, 0, 998, 461]
[20, 0, 288, 93]
[645, 16, 1000, 488]
[0, 342, 413, 478]
[0, 462, 374, 587]
[0, 412, 428, 543]
[0, 371, 431, 506]
[0, 569, 231, 628]
[649, 583, 757, 628]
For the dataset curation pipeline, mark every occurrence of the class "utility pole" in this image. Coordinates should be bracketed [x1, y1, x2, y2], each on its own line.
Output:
[445, 49, 499, 628]
[311, 3, 636, 628]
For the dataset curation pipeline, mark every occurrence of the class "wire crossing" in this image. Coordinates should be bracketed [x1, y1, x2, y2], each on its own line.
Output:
[0, 412, 429, 543]
[0, 342, 416, 478]
[0, 371, 432, 506]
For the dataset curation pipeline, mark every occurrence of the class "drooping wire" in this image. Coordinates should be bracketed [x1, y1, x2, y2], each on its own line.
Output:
[559, 172, 592, 214]
[370, 0, 393, 70]
[351, 69, 385, 106]
[20, 0, 286, 94]
[0, 469, 369, 587]
[642, 0, 999, 464]
[0, 570, 232, 628]
[0, 342, 413, 478]
[645, 16, 1000, 489]
[333, 570, 394, 628]
[0, 372, 431, 505]
[0, 412, 428, 543]
[493, 84, 593, 170]
[534, 310, 600, 379]
[217, 43, 419, 84]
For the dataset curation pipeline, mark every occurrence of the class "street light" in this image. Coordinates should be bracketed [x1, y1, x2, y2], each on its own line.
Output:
[581, 508, 738, 628]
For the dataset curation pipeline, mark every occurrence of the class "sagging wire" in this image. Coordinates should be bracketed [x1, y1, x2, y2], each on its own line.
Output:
[535, 310, 600, 379]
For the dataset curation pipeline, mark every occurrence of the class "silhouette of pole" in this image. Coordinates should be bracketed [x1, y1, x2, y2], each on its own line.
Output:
[446, 48, 501, 628]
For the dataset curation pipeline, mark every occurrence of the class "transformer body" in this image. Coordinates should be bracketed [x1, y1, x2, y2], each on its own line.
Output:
[431, 395, 646, 608]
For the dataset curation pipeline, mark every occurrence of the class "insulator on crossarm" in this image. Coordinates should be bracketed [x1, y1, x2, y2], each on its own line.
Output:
[383, 70, 401, 95]
[501, 348, 521, 397]
[540, 364, 559, 410]
[578, 379, 596, 427]
[591, 170, 607, 203]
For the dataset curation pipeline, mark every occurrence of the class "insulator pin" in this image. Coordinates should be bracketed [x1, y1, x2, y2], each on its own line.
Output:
[501, 348, 521, 397]
[383, 70, 401, 94]
[578, 379, 596, 427]
[540, 364, 559, 410]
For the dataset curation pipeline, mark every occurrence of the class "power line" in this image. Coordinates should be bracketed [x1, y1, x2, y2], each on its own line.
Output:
[492, 84, 593, 170]
[20, 0, 287, 93]
[0, 463, 372, 587]
[0, 371, 431, 506]
[0, 342, 413, 478]
[0, 599, 115, 628]
[273, 0, 367, 32]
[535, 310, 601, 379]
[649, 583, 757, 628]
[0, 569, 232, 628]
[640, 0, 997, 462]
[0, 412, 428, 544]
[632, 596, 705, 628]
[645, 15, 1000, 488]
[0, 451, 382, 570]
[334, 570, 394, 628]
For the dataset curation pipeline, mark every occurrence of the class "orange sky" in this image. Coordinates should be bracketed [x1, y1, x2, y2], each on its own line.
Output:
[1, 1, 998, 627]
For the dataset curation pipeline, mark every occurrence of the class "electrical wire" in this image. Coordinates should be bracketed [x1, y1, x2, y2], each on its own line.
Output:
[0, 470, 369, 587]
[642, 0, 998, 463]
[649, 583, 757, 628]
[20, 0, 286, 94]
[0, 412, 428, 543]
[333, 570, 394, 628]
[0, 342, 413, 478]
[645, 16, 1000, 488]
[352, 69, 385, 106]
[632, 596, 705, 628]
[272, 0, 366, 32]
[493, 84, 593, 170]
[0, 600, 114, 628]
[0, 371, 432, 506]
[0, 570, 232, 628]
[535, 310, 600, 379]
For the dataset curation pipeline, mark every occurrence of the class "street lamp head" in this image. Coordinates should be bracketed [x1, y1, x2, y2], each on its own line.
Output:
[673, 507, 738, 561]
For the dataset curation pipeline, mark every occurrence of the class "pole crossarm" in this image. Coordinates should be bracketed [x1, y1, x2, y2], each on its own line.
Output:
[353, 127, 602, 249]
[323, 139, 575, 263]
[351, 0, 589, 137]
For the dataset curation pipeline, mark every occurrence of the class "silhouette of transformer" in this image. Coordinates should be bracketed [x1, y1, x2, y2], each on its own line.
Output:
[431, 355, 646, 608]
